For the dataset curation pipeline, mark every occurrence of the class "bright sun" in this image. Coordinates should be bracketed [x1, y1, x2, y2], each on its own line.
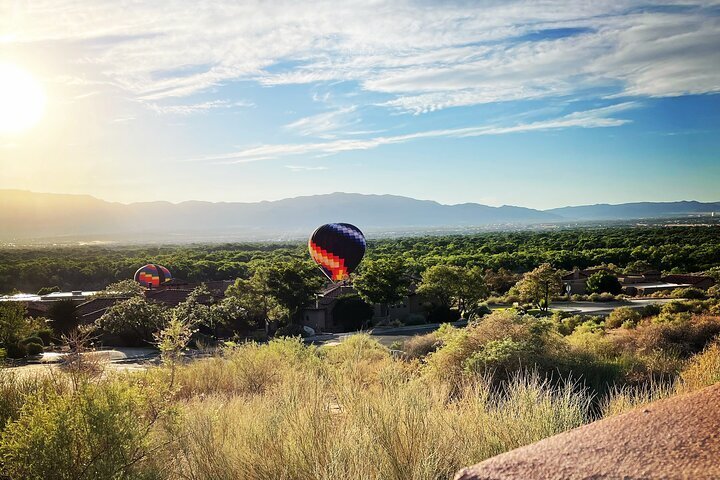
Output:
[0, 63, 46, 134]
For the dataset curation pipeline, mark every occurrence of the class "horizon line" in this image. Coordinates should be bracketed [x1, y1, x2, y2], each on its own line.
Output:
[2, 188, 720, 212]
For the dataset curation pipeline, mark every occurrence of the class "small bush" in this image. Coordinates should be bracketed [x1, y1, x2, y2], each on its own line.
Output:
[640, 304, 662, 318]
[556, 315, 586, 336]
[25, 343, 43, 356]
[5, 343, 27, 359]
[0, 380, 165, 479]
[673, 287, 706, 300]
[403, 333, 440, 359]
[32, 328, 54, 346]
[606, 307, 641, 329]
[20, 336, 44, 347]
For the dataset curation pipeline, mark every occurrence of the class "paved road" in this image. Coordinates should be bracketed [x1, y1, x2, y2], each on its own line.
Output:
[546, 298, 678, 315]
[308, 298, 681, 347]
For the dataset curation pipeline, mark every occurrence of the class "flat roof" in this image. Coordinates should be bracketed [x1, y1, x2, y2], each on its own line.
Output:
[0, 291, 98, 302]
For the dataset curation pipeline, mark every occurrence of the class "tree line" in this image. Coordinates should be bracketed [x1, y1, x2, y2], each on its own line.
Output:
[2, 226, 719, 295]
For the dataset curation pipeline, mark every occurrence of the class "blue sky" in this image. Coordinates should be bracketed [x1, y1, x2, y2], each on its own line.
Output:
[1, 0, 719, 209]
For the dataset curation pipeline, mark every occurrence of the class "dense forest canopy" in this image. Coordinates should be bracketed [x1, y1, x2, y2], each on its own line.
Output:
[1, 226, 719, 294]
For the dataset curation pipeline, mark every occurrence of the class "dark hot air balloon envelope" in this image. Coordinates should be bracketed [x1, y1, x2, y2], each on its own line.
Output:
[309, 223, 366, 282]
[134, 264, 172, 288]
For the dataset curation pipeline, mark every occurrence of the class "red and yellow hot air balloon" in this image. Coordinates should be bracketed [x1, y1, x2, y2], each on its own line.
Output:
[134, 264, 172, 288]
[309, 223, 366, 282]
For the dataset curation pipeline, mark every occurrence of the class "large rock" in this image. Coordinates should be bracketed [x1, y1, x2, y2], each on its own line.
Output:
[455, 384, 720, 479]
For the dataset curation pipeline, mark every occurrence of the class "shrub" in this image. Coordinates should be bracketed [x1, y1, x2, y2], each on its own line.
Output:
[47, 300, 80, 336]
[556, 315, 586, 336]
[96, 296, 168, 346]
[5, 343, 27, 359]
[0, 380, 165, 479]
[32, 328, 54, 346]
[403, 333, 440, 359]
[673, 287, 706, 300]
[36, 286, 60, 296]
[463, 338, 531, 379]
[25, 343, 43, 356]
[640, 304, 662, 318]
[20, 336, 44, 347]
[606, 307, 641, 329]
[424, 310, 560, 386]
[274, 323, 306, 337]
[614, 314, 720, 359]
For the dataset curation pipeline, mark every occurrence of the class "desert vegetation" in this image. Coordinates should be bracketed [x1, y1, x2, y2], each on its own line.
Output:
[1, 299, 719, 478]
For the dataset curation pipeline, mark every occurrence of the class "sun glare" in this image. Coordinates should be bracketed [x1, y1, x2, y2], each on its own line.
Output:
[0, 63, 46, 134]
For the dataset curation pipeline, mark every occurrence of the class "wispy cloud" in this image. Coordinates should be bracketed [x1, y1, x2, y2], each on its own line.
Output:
[284, 106, 358, 138]
[285, 165, 329, 171]
[148, 100, 254, 115]
[192, 102, 638, 163]
[10, 1, 719, 114]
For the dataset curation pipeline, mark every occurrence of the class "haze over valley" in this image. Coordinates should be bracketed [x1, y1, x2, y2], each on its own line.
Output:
[2, 189, 719, 242]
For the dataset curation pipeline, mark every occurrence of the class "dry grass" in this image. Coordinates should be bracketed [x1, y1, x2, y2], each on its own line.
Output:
[1, 328, 720, 479]
[152, 366, 590, 480]
[677, 341, 720, 393]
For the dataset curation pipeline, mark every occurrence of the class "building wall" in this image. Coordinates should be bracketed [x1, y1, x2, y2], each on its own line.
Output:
[302, 309, 327, 332]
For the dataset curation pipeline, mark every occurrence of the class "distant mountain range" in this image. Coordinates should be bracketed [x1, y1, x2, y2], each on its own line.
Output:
[1, 190, 718, 242]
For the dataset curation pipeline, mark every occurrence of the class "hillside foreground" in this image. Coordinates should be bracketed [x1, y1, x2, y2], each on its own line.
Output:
[456, 382, 720, 479]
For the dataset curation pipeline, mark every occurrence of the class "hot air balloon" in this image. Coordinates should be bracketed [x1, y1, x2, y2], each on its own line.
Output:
[309, 223, 366, 282]
[134, 264, 172, 288]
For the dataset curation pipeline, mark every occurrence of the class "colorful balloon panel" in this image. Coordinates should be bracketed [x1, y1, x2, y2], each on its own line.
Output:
[309, 223, 366, 281]
[134, 264, 172, 288]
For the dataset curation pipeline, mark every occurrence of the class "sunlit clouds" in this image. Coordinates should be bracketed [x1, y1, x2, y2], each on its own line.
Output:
[0, 1, 719, 207]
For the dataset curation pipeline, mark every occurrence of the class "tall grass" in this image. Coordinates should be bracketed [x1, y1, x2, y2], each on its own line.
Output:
[153, 366, 590, 480]
[0, 331, 718, 478]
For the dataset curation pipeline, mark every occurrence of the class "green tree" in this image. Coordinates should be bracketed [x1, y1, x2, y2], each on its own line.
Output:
[93, 280, 144, 298]
[513, 263, 563, 311]
[0, 303, 34, 348]
[96, 296, 167, 346]
[417, 265, 488, 319]
[484, 268, 519, 295]
[224, 275, 285, 332]
[171, 284, 215, 328]
[354, 258, 412, 314]
[262, 260, 324, 324]
[586, 271, 622, 295]
[225, 260, 323, 327]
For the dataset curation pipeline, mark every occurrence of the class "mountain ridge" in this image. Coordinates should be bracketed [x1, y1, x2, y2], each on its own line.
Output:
[1, 189, 718, 241]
